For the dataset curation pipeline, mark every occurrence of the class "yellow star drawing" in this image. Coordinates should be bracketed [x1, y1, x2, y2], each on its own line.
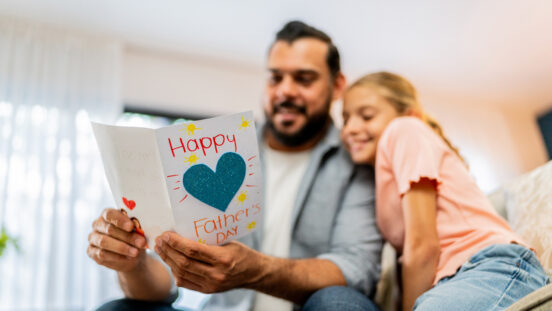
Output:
[184, 152, 199, 165]
[247, 221, 256, 231]
[236, 191, 248, 205]
[239, 117, 251, 130]
[198, 238, 206, 244]
[179, 123, 201, 136]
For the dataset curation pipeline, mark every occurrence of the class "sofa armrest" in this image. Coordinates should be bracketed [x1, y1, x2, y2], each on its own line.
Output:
[506, 283, 552, 311]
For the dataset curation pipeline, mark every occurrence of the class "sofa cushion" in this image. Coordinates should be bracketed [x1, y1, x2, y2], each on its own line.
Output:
[488, 160, 552, 278]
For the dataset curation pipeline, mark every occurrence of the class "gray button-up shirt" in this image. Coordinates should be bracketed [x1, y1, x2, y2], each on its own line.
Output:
[201, 124, 382, 310]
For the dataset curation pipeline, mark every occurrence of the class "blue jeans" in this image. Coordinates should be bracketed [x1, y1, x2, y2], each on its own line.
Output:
[302, 286, 379, 311]
[414, 244, 550, 311]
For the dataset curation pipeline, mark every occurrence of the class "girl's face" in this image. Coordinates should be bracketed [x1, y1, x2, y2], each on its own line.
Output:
[341, 85, 401, 165]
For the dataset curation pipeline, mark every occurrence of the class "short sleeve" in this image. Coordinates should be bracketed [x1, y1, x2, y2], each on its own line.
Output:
[378, 117, 445, 195]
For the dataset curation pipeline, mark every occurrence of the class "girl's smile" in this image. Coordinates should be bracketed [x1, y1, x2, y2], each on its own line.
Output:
[341, 85, 401, 165]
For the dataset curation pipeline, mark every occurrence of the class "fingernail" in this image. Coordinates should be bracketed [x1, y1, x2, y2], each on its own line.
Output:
[129, 247, 138, 257]
[154, 245, 161, 254]
[155, 237, 162, 246]
[134, 237, 146, 248]
[163, 234, 170, 242]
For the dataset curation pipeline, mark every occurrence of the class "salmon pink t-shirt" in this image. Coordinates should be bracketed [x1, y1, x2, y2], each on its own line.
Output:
[375, 117, 525, 284]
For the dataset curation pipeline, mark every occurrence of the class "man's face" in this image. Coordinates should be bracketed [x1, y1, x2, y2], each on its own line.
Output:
[264, 38, 335, 146]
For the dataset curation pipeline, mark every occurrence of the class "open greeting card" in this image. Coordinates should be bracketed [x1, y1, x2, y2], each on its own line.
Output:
[92, 111, 263, 246]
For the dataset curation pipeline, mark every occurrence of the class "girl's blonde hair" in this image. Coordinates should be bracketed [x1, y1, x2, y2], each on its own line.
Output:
[349, 71, 466, 165]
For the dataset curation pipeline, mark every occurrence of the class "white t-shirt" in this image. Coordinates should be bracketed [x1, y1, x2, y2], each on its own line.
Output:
[252, 144, 312, 311]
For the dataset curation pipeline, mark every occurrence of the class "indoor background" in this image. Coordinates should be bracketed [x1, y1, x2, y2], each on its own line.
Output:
[0, 1, 551, 310]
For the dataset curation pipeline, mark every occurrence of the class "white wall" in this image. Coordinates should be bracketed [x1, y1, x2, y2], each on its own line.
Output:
[122, 47, 550, 193]
[123, 46, 266, 118]
[422, 93, 549, 193]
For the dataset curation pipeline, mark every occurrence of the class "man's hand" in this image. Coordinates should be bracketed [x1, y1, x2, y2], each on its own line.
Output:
[154, 232, 266, 293]
[87, 208, 147, 272]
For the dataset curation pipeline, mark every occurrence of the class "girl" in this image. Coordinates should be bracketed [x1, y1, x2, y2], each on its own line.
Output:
[341, 72, 549, 311]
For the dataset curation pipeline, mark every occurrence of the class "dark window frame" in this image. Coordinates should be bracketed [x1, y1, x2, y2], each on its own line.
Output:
[124, 104, 212, 122]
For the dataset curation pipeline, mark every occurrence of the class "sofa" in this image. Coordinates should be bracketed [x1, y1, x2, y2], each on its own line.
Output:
[374, 160, 552, 311]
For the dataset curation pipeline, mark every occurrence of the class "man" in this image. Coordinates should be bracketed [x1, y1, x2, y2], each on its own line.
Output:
[89, 21, 382, 311]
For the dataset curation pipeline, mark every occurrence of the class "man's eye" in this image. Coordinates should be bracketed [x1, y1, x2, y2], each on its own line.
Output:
[269, 75, 282, 84]
[295, 75, 315, 85]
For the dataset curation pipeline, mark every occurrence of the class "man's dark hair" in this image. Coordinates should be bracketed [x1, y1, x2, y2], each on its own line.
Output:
[273, 20, 341, 79]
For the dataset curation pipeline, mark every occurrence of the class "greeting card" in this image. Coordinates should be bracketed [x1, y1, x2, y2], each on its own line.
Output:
[92, 111, 262, 246]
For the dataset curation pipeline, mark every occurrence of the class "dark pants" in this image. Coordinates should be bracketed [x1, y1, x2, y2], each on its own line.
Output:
[98, 286, 379, 311]
[96, 298, 179, 311]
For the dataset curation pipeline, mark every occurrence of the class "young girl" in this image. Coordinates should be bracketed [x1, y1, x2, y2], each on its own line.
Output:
[341, 72, 549, 311]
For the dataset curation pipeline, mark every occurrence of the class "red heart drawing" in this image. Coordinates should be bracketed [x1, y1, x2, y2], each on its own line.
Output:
[122, 197, 136, 210]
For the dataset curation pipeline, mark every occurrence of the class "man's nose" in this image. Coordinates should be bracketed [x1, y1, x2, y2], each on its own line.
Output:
[276, 76, 299, 99]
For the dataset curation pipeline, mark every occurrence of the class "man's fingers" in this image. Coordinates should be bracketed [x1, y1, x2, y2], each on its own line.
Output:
[155, 241, 211, 279]
[159, 232, 217, 264]
[89, 231, 139, 257]
[155, 247, 206, 291]
[87, 245, 133, 266]
[95, 217, 146, 249]
[174, 277, 205, 293]
[101, 208, 134, 232]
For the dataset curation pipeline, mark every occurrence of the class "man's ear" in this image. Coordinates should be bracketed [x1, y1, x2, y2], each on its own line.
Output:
[331, 72, 347, 101]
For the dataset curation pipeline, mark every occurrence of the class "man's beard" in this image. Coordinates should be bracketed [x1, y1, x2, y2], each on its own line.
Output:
[266, 99, 331, 147]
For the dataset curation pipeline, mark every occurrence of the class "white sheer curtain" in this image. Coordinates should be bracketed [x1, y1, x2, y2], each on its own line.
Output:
[0, 16, 124, 310]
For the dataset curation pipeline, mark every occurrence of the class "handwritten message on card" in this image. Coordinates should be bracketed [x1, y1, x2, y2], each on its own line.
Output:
[92, 112, 263, 246]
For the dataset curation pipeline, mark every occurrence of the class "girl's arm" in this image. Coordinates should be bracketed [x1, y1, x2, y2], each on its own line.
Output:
[401, 178, 441, 311]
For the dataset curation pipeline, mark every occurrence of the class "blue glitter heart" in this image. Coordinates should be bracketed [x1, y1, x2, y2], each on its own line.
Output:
[183, 152, 246, 212]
